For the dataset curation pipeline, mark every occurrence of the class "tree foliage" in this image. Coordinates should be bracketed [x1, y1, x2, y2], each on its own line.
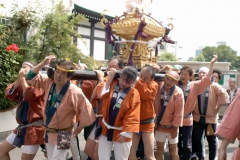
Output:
[0, 1, 100, 110]
[0, 4, 38, 110]
[30, 2, 81, 62]
[230, 56, 240, 70]
[158, 52, 178, 61]
[27, 1, 99, 69]
[193, 54, 205, 62]
[200, 45, 237, 62]
[197, 45, 238, 69]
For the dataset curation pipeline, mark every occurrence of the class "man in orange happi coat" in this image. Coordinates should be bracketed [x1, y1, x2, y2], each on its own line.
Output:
[84, 56, 125, 160]
[192, 65, 229, 160]
[177, 55, 218, 160]
[0, 62, 45, 160]
[215, 88, 240, 160]
[128, 65, 158, 160]
[155, 70, 184, 160]
[95, 66, 140, 160]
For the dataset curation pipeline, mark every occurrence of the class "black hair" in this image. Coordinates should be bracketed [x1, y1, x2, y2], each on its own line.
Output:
[180, 66, 193, 77]
[141, 64, 156, 79]
[213, 69, 222, 81]
[108, 56, 124, 69]
[56, 60, 75, 78]
[158, 64, 163, 69]
[47, 61, 57, 79]
[121, 66, 138, 83]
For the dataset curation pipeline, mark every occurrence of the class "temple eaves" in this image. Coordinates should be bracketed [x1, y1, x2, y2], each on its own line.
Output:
[73, 4, 114, 23]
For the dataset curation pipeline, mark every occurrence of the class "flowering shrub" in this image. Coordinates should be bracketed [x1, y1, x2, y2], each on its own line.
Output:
[0, 38, 22, 110]
[6, 44, 19, 53]
[0, 2, 39, 110]
[0, 19, 24, 111]
[0, 1, 100, 110]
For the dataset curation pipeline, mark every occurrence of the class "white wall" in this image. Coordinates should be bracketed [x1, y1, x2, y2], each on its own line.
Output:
[0, 108, 18, 132]
[156, 61, 231, 72]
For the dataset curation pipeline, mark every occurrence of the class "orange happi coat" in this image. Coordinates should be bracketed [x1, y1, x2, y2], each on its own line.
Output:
[96, 79, 141, 142]
[134, 78, 158, 132]
[82, 80, 98, 108]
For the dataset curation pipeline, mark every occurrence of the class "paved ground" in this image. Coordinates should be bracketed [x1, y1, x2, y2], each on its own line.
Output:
[0, 130, 238, 160]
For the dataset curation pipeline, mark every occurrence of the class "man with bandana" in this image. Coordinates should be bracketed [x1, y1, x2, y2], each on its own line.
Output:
[154, 70, 184, 160]
[0, 62, 45, 160]
[177, 55, 218, 160]
[192, 64, 229, 160]
[25, 55, 95, 160]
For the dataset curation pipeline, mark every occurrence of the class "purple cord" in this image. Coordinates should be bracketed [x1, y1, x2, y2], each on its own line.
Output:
[103, 10, 171, 63]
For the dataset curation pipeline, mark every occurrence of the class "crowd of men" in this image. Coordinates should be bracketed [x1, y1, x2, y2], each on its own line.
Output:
[0, 54, 239, 160]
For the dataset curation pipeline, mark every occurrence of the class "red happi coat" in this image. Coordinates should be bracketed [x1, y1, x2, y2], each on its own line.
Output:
[5, 84, 45, 145]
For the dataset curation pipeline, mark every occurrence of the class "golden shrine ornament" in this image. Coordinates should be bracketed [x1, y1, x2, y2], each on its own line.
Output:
[100, 0, 175, 69]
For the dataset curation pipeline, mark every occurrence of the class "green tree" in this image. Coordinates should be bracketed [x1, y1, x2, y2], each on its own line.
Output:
[27, 1, 99, 69]
[201, 45, 237, 62]
[29, 1, 82, 62]
[199, 45, 238, 69]
[0, 1, 100, 110]
[230, 56, 240, 70]
[0, 3, 39, 110]
[193, 54, 205, 62]
[158, 52, 178, 61]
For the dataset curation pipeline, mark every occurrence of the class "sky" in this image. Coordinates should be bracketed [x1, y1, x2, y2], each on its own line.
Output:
[1, 0, 240, 61]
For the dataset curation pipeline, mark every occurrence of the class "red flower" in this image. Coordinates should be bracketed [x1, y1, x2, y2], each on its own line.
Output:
[6, 44, 19, 53]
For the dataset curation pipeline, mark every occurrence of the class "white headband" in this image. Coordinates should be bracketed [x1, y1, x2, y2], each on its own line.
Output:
[198, 67, 209, 74]
[44, 65, 55, 70]
[22, 62, 34, 68]
[79, 63, 88, 69]
[78, 60, 88, 69]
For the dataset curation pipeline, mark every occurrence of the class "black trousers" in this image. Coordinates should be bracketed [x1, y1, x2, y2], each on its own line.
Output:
[178, 125, 193, 160]
[136, 137, 145, 159]
[192, 121, 217, 160]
